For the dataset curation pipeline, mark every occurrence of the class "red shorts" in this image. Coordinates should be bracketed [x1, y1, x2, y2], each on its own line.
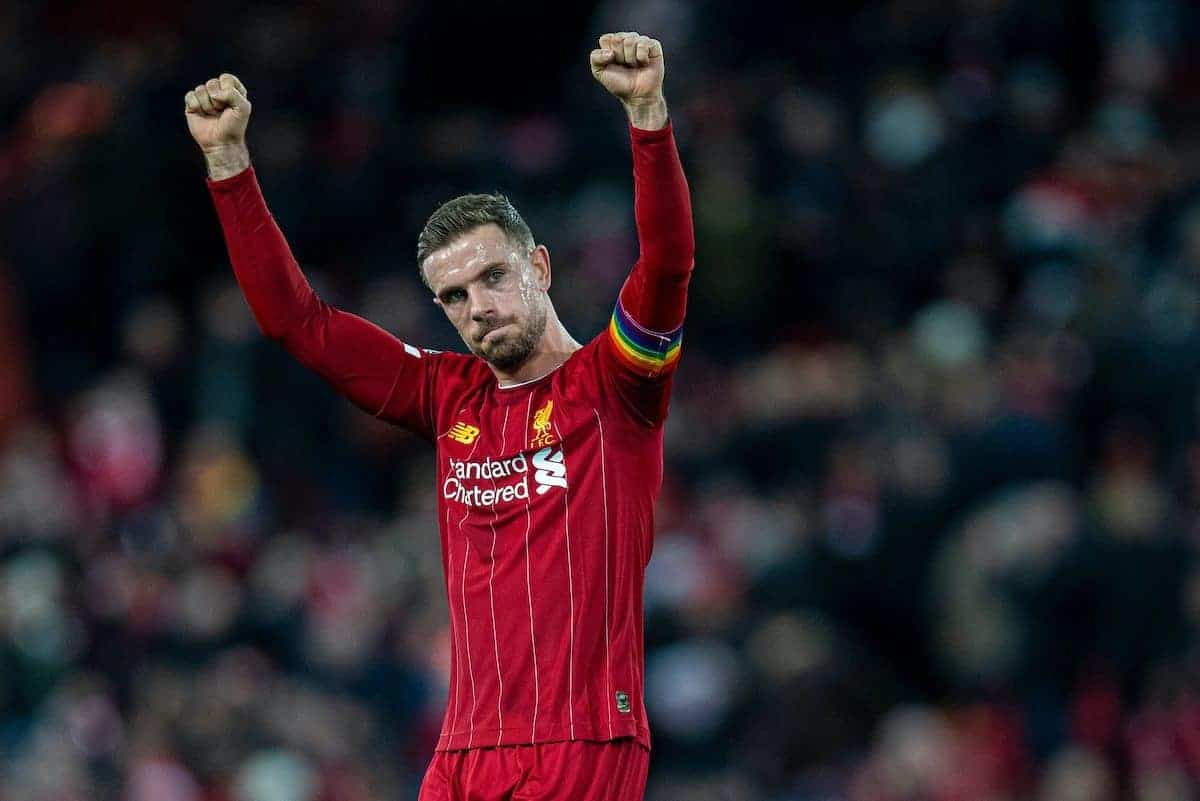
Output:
[417, 738, 650, 801]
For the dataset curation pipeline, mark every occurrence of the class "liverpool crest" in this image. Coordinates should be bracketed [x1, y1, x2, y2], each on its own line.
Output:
[530, 400, 556, 448]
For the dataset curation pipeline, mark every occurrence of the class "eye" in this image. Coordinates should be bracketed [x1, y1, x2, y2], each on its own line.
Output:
[443, 289, 467, 304]
[487, 269, 505, 284]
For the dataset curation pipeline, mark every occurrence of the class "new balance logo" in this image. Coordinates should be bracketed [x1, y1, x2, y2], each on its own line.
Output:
[532, 446, 567, 494]
[447, 422, 480, 445]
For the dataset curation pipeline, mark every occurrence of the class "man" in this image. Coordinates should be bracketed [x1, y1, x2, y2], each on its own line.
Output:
[185, 30, 693, 800]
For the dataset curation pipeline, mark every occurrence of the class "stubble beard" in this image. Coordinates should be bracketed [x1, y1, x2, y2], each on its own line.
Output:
[473, 302, 548, 371]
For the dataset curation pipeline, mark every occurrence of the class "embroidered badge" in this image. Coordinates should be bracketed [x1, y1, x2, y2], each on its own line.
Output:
[530, 399, 556, 448]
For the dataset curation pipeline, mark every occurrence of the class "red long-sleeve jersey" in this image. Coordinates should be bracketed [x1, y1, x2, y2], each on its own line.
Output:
[208, 124, 693, 751]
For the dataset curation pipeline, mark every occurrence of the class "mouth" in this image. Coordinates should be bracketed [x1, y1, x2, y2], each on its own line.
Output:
[479, 324, 511, 346]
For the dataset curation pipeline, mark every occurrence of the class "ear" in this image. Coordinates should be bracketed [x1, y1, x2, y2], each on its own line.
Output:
[530, 244, 552, 291]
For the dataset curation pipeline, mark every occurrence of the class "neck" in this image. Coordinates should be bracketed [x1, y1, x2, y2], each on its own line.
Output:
[491, 314, 580, 387]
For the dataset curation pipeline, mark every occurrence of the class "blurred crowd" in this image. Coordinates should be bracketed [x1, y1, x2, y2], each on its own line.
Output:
[3, 0, 1200, 799]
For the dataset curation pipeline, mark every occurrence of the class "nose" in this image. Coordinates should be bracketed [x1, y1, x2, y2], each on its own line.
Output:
[468, 287, 496, 323]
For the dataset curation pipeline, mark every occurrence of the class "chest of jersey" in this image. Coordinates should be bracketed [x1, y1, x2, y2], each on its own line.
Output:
[436, 385, 604, 554]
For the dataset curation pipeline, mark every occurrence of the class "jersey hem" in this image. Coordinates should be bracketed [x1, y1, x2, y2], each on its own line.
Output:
[435, 721, 650, 752]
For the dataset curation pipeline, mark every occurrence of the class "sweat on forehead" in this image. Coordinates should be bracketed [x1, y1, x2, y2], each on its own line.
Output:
[416, 193, 535, 269]
[419, 224, 533, 288]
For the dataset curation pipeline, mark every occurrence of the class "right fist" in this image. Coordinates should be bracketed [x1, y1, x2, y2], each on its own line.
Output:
[184, 73, 251, 151]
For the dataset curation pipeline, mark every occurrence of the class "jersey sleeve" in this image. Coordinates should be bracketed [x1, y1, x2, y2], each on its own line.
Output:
[207, 166, 438, 439]
[599, 122, 695, 426]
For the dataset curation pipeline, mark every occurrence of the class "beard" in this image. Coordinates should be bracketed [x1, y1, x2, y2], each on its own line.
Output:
[472, 303, 548, 371]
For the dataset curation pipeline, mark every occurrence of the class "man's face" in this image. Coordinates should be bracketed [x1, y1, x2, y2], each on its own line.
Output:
[422, 224, 550, 371]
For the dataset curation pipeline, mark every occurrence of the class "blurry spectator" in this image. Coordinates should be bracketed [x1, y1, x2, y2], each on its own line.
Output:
[1, 0, 1199, 798]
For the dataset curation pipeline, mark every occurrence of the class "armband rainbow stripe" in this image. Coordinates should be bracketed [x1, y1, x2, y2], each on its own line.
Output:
[607, 301, 683, 376]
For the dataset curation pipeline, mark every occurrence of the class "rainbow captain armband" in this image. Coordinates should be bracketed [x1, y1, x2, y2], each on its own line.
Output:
[607, 301, 683, 376]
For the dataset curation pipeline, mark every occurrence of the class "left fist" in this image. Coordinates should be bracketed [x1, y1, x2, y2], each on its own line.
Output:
[590, 32, 665, 106]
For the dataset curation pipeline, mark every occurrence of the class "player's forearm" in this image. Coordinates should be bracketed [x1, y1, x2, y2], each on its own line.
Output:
[207, 166, 320, 339]
[624, 97, 669, 131]
[204, 143, 251, 181]
[623, 121, 694, 332]
[631, 122, 692, 268]
[207, 165, 433, 432]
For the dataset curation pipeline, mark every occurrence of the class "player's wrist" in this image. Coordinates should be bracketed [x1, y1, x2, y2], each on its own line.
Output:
[623, 97, 668, 131]
[203, 143, 251, 181]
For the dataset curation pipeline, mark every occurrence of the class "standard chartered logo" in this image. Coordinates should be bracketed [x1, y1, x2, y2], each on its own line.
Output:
[531, 447, 567, 494]
[443, 447, 567, 506]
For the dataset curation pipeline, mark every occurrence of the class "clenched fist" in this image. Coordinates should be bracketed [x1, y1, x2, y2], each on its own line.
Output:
[590, 32, 668, 130]
[184, 73, 252, 179]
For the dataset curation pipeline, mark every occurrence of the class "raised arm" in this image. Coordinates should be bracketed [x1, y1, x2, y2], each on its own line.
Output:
[184, 74, 437, 438]
[623, 115, 693, 335]
[591, 34, 694, 415]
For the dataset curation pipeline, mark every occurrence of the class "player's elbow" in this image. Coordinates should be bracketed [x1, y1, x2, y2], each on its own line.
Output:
[645, 241, 695, 280]
[255, 314, 294, 341]
[665, 252, 695, 284]
[673, 231, 696, 271]
[256, 294, 329, 342]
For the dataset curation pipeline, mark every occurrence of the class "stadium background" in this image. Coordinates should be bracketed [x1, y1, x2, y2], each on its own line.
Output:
[2, 0, 1200, 798]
